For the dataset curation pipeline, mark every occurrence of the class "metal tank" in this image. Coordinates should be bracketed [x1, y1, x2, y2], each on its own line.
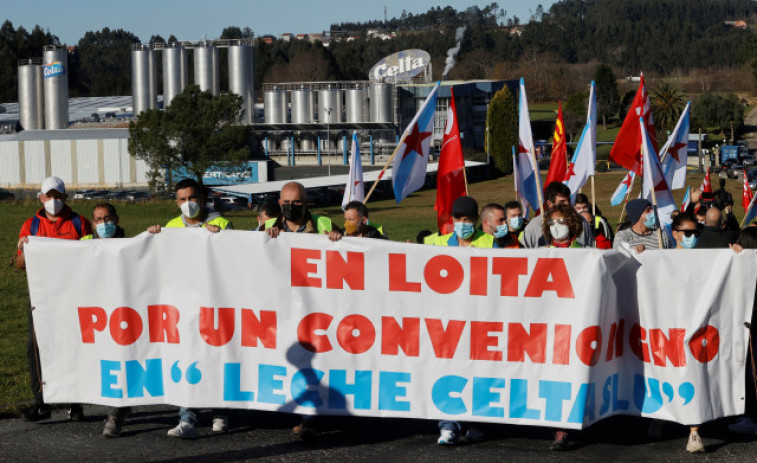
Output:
[148, 48, 157, 108]
[18, 59, 44, 130]
[163, 43, 187, 107]
[264, 87, 287, 124]
[194, 42, 220, 95]
[131, 45, 153, 116]
[228, 42, 254, 124]
[292, 86, 314, 150]
[318, 86, 342, 123]
[369, 83, 393, 123]
[345, 85, 365, 123]
[43, 45, 69, 129]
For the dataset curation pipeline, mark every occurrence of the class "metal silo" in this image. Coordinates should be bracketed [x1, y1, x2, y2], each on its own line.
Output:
[369, 83, 393, 123]
[318, 86, 342, 123]
[345, 85, 365, 123]
[148, 48, 157, 109]
[43, 45, 69, 129]
[163, 43, 187, 107]
[292, 86, 314, 150]
[194, 42, 219, 95]
[18, 59, 45, 130]
[264, 87, 287, 124]
[228, 42, 254, 124]
[131, 44, 153, 116]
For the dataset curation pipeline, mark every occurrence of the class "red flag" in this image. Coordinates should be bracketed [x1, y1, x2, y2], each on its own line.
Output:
[435, 87, 466, 234]
[701, 167, 712, 194]
[544, 102, 568, 188]
[609, 75, 657, 175]
[744, 170, 753, 212]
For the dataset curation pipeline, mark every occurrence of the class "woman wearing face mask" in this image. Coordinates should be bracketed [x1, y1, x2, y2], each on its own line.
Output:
[541, 204, 583, 248]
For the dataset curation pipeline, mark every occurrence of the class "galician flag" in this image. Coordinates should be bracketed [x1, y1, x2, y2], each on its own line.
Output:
[640, 117, 676, 231]
[565, 81, 597, 198]
[660, 102, 691, 190]
[744, 186, 757, 226]
[681, 185, 691, 212]
[610, 169, 636, 206]
[342, 131, 364, 208]
[392, 81, 440, 203]
[701, 167, 712, 194]
[517, 78, 543, 214]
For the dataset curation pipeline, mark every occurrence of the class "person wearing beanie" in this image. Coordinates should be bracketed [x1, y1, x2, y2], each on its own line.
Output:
[613, 198, 671, 253]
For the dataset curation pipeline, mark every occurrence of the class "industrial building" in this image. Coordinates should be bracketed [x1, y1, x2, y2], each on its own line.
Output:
[1, 40, 514, 190]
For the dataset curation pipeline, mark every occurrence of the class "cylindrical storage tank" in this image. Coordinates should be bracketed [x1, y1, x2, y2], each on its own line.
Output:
[362, 87, 370, 123]
[264, 88, 287, 124]
[147, 48, 157, 109]
[228, 43, 254, 124]
[299, 132, 314, 150]
[345, 86, 365, 123]
[211, 45, 220, 95]
[43, 45, 69, 129]
[369, 83, 393, 123]
[180, 47, 189, 89]
[18, 60, 44, 130]
[163, 44, 186, 107]
[291, 87, 313, 124]
[131, 45, 152, 116]
[194, 43, 219, 95]
[318, 87, 342, 123]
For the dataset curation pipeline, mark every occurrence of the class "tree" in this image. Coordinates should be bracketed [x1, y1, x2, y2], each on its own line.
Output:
[594, 64, 619, 129]
[128, 85, 250, 192]
[563, 92, 588, 141]
[651, 82, 685, 137]
[692, 92, 745, 136]
[487, 85, 518, 174]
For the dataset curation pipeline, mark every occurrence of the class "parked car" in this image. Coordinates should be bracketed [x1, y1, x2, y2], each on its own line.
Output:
[726, 164, 745, 179]
[73, 189, 96, 199]
[83, 190, 109, 200]
[0, 188, 14, 200]
[741, 154, 755, 166]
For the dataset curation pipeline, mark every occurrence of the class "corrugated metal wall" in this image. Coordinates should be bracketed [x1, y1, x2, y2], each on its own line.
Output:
[0, 135, 150, 188]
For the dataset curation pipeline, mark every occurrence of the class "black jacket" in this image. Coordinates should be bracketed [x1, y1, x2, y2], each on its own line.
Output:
[696, 226, 738, 248]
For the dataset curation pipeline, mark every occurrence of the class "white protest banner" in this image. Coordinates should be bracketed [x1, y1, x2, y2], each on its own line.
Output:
[24, 231, 756, 429]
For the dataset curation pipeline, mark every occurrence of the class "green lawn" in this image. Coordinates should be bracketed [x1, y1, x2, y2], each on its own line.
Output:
[0, 172, 745, 415]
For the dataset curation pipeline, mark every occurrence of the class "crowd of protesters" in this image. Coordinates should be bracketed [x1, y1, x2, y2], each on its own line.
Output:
[13, 175, 757, 454]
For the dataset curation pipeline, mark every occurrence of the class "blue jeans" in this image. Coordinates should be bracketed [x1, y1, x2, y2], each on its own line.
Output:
[439, 420, 463, 434]
[179, 407, 197, 425]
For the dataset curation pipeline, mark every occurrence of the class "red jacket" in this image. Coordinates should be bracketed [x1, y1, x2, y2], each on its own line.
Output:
[18, 206, 92, 254]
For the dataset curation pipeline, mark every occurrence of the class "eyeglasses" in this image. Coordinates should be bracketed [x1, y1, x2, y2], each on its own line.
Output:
[675, 229, 700, 237]
[547, 218, 568, 226]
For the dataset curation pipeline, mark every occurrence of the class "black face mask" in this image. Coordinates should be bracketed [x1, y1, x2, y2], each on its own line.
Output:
[282, 203, 306, 222]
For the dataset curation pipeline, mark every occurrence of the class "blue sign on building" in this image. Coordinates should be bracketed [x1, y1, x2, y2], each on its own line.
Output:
[170, 162, 260, 186]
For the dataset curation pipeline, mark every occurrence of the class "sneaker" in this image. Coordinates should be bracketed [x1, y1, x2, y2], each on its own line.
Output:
[212, 416, 229, 432]
[437, 429, 459, 446]
[167, 421, 199, 439]
[23, 402, 51, 422]
[550, 431, 571, 451]
[728, 417, 757, 435]
[647, 419, 665, 439]
[465, 427, 485, 443]
[68, 404, 84, 422]
[102, 415, 122, 438]
[686, 430, 705, 453]
[292, 422, 317, 442]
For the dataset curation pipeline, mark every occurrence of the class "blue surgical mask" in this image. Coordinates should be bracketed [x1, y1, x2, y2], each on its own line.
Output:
[492, 223, 509, 238]
[96, 221, 116, 238]
[680, 234, 698, 249]
[508, 217, 524, 230]
[454, 222, 475, 240]
[644, 211, 656, 229]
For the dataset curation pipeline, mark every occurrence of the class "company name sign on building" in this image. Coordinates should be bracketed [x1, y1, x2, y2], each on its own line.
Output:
[369, 49, 432, 84]
[43, 61, 65, 78]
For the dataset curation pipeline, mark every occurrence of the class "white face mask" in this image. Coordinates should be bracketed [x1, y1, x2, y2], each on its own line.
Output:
[44, 198, 63, 216]
[550, 223, 570, 240]
[180, 200, 201, 219]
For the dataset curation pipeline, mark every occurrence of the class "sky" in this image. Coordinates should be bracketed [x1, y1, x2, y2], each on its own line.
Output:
[2, 0, 558, 45]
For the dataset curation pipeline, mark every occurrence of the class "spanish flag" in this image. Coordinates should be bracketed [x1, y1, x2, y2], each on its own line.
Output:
[544, 102, 568, 188]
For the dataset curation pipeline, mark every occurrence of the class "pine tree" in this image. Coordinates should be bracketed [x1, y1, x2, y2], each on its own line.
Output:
[487, 85, 518, 174]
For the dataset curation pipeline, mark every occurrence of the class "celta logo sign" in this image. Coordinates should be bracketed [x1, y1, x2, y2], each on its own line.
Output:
[369, 50, 431, 83]
[43, 61, 65, 78]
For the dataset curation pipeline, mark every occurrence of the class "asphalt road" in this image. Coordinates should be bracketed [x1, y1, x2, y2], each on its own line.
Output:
[1, 405, 756, 462]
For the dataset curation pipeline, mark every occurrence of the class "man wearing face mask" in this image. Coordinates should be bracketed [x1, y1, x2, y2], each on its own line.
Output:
[432, 196, 496, 248]
[147, 178, 232, 234]
[481, 203, 521, 248]
[14, 176, 92, 422]
[265, 181, 341, 239]
[613, 198, 671, 253]
[342, 201, 386, 239]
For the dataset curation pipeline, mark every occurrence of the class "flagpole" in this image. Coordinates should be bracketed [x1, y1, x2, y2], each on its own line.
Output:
[512, 146, 519, 200]
[617, 174, 634, 227]
[462, 162, 469, 196]
[362, 140, 404, 204]
[590, 175, 596, 216]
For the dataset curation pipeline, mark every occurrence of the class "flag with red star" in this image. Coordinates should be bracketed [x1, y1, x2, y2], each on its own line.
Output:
[392, 82, 440, 203]
[342, 131, 364, 208]
[640, 117, 676, 234]
[610, 168, 637, 206]
[660, 102, 691, 190]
